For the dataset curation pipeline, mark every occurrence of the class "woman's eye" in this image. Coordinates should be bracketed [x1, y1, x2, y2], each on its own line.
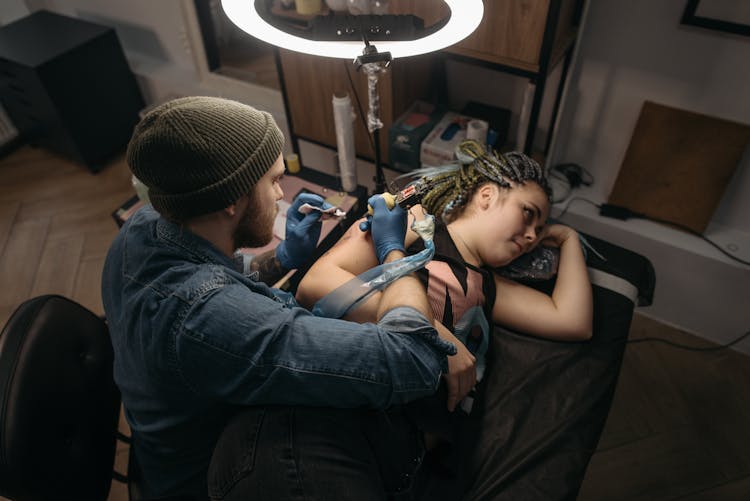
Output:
[523, 207, 534, 222]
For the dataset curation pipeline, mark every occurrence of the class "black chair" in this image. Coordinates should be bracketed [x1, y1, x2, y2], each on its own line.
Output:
[0, 295, 124, 500]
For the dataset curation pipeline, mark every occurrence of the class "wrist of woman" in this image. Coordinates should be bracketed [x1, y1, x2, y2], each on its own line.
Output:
[549, 225, 575, 245]
[382, 249, 406, 263]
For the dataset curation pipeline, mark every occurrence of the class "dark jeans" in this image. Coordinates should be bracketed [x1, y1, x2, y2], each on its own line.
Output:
[207, 406, 425, 501]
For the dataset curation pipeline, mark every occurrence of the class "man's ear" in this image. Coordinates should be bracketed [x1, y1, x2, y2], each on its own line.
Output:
[224, 204, 237, 217]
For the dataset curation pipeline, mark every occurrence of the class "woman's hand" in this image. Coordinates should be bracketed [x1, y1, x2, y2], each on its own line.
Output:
[539, 224, 577, 248]
[434, 321, 476, 412]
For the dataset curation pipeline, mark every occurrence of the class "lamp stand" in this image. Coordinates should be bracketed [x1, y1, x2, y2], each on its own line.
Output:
[355, 43, 391, 195]
[372, 128, 386, 194]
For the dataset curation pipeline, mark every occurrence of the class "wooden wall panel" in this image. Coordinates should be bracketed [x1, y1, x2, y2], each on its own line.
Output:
[279, 49, 436, 160]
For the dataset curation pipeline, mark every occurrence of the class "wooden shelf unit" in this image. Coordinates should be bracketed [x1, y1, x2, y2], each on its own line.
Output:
[274, 0, 584, 163]
[276, 48, 438, 163]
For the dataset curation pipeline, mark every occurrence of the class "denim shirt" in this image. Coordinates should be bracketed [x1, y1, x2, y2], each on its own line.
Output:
[101, 206, 453, 498]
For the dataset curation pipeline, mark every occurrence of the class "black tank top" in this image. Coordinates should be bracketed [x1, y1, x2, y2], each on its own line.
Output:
[405, 222, 497, 441]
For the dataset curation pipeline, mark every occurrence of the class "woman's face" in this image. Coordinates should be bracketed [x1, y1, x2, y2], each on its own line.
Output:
[475, 182, 550, 268]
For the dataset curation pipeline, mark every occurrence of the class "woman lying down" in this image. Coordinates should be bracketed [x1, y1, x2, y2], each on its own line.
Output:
[295, 139, 593, 486]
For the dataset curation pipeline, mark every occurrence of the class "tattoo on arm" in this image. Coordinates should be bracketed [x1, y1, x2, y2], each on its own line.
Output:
[249, 249, 288, 284]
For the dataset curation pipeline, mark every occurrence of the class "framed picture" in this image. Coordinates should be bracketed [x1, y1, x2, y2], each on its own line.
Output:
[681, 0, 750, 36]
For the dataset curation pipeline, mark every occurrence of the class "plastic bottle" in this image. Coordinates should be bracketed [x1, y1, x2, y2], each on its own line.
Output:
[332, 93, 358, 192]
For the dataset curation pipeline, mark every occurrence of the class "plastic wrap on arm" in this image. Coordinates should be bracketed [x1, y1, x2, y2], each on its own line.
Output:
[312, 215, 436, 319]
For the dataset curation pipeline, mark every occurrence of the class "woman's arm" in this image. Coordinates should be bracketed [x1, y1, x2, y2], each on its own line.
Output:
[433, 320, 476, 411]
[296, 208, 478, 407]
[492, 224, 593, 341]
[295, 218, 382, 322]
[296, 209, 424, 323]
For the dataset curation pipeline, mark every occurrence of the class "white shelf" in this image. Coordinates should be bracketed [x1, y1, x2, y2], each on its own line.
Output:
[552, 184, 750, 268]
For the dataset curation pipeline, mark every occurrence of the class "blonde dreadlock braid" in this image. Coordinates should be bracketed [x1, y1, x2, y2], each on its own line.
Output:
[418, 139, 551, 222]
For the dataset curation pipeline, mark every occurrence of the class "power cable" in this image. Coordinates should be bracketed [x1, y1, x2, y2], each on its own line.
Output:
[627, 330, 750, 352]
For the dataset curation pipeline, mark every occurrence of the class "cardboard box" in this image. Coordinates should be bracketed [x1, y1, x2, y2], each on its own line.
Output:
[420, 112, 473, 167]
[388, 101, 445, 173]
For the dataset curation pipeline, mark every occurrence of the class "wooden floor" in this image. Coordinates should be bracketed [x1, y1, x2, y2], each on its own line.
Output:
[1, 146, 749, 500]
[580, 314, 750, 500]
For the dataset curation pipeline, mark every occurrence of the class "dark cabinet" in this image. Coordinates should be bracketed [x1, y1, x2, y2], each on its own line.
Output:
[0, 10, 144, 172]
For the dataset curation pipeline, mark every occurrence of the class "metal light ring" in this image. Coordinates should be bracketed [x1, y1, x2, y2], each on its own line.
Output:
[221, 0, 484, 59]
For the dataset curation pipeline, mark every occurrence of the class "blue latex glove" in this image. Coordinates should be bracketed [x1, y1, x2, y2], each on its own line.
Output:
[365, 194, 407, 263]
[276, 193, 333, 269]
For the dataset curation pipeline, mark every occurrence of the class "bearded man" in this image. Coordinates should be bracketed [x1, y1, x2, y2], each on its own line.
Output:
[102, 96, 454, 500]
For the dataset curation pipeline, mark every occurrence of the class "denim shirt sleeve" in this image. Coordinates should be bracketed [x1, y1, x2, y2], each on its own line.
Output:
[174, 282, 454, 409]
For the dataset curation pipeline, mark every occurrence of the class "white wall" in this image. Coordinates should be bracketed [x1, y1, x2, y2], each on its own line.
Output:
[25, 0, 196, 71]
[0, 0, 28, 24]
[551, 0, 749, 221]
[548, 0, 750, 352]
[12, 0, 290, 151]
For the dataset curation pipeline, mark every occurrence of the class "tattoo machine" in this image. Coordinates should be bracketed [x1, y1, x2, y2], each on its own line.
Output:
[366, 178, 430, 215]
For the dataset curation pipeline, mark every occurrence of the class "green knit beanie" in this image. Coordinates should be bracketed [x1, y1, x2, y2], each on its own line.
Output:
[127, 96, 284, 220]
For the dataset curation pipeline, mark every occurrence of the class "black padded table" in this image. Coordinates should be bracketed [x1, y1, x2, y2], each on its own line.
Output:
[456, 233, 655, 500]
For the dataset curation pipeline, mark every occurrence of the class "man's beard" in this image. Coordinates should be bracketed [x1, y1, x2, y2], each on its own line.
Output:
[232, 191, 277, 250]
